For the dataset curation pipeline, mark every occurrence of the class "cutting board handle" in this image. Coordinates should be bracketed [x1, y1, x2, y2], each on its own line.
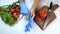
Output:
[50, 4, 59, 12]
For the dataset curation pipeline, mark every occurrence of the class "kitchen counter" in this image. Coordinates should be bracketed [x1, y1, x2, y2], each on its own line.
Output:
[0, 0, 60, 34]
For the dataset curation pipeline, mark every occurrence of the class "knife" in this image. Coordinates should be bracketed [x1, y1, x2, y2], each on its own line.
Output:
[44, 2, 53, 28]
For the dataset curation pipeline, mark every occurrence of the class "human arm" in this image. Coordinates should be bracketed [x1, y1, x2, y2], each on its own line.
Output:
[30, 0, 41, 18]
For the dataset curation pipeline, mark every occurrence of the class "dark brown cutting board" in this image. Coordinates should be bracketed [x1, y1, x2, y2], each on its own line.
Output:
[34, 4, 59, 30]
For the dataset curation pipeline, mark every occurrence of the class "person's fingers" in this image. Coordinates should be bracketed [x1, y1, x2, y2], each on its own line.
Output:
[30, 13, 32, 17]
[32, 14, 35, 19]
[31, 13, 35, 19]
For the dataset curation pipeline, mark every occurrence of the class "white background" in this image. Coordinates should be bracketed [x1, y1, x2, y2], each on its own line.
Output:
[0, 0, 60, 34]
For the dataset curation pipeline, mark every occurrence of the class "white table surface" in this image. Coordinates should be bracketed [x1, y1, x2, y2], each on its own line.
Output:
[0, 0, 60, 34]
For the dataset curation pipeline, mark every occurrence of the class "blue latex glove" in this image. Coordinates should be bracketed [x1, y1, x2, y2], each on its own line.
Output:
[19, 2, 33, 32]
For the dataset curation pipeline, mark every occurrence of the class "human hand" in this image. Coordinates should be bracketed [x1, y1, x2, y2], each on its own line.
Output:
[30, 8, 35, 19]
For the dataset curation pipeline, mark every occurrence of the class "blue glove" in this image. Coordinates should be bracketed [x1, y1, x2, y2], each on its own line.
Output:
[19, 2, 33, 32]
[20, 2, 30, 15]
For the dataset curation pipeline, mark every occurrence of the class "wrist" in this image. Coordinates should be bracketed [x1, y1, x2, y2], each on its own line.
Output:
[19, 0, 24, 2]
[31, 7, 35, 11]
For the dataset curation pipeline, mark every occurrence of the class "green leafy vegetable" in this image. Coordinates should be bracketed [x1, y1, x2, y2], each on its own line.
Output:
[0, 1, 20, 26]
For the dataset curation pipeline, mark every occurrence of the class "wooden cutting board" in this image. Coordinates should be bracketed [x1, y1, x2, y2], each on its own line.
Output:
[34, 4, 59, 30]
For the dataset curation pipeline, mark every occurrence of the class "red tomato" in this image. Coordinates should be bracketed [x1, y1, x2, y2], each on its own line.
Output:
[10, 8, 15, 14]
[13, 12, 19, 19]
[15, 6, 20, 13]
[39, 9, 48, 20]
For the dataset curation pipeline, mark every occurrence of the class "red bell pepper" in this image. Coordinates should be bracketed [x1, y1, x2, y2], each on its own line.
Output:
[39, 8, 48, 20]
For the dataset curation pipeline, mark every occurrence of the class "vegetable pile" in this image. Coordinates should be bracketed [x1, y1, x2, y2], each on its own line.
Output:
[0, 1, 20, 26]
